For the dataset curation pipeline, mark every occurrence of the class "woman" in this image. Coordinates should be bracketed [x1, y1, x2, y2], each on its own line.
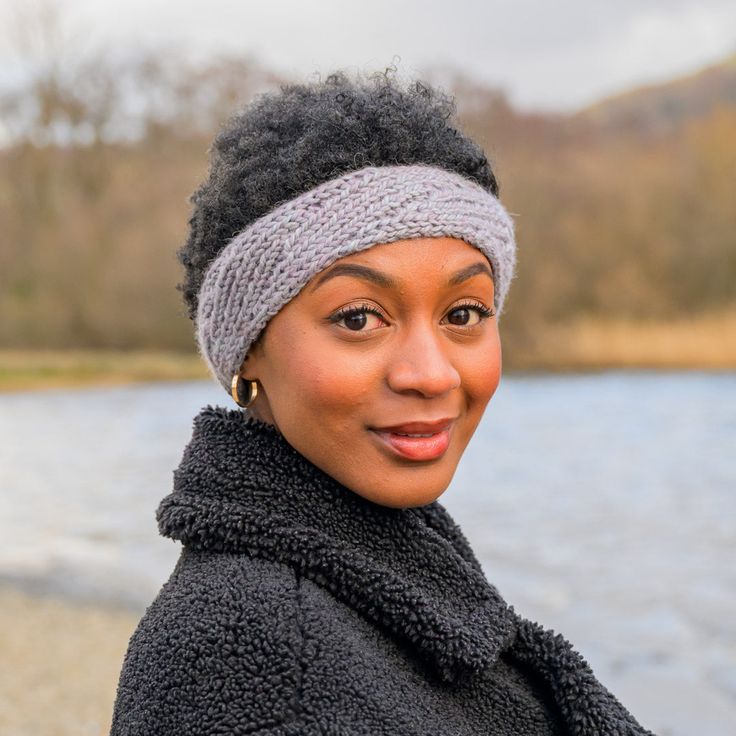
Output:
[110, 69, 655, 735]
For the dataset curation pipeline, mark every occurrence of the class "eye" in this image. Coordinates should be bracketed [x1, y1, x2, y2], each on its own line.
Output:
[328, 300, 494, 333]
[443, 301, 495, 327]
[329, 303, 388, 332]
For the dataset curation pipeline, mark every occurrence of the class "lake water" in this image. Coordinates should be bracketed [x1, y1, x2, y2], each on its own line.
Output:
[1, 371, 734, 736]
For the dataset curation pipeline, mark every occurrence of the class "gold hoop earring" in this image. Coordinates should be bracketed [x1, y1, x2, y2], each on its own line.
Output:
[231, 374, 259, 408]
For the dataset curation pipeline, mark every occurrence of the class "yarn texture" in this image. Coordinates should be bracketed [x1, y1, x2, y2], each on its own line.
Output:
[195, 163, 516, 394]
[109, 406, 656, 736]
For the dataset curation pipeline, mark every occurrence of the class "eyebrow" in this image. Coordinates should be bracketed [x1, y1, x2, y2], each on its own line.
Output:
[309, 260, 494, 293]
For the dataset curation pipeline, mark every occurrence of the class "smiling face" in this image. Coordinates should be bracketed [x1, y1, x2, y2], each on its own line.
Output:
[240, 236, 502, 509]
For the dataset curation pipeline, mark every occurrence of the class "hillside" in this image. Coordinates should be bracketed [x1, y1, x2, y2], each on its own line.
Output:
[572, 52, 736, 135]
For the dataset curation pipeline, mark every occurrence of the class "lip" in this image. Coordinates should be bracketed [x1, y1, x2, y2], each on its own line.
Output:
[369, 417, 456, 462]
[371, 417, 456, 434]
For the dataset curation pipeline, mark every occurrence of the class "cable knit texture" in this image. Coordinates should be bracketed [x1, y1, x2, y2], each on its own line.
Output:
[109, 406, 656, 736]
[195, 163, 517, 394]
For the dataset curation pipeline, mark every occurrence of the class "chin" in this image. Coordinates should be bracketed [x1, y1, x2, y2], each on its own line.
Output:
[356, 476, 450, 509]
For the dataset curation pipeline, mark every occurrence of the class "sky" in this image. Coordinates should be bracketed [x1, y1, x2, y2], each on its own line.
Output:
[1, 0, 735, 111]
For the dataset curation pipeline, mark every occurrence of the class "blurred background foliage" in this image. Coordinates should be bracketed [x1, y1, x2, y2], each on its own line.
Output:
[1, 1, 734, 370]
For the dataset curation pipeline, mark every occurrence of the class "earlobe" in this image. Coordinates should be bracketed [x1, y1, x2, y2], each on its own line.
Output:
[235, 349, 275, 423]
[238, 348, 260, 381]
[240, 330, 267, 381]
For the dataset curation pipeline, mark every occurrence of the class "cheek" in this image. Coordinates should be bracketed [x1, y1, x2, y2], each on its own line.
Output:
[458, 335, 502, 410]
[270, 332, 379, 421]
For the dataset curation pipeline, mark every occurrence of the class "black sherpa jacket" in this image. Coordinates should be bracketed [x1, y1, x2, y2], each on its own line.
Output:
[110, 406, 655, 736]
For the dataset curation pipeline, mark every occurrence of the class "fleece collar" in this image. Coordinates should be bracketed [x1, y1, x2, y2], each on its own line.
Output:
[156, 405, 518, 685]
[156, 406, 655, 735]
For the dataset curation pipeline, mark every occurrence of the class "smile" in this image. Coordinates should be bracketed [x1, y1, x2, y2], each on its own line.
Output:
[369, 423, 453, 461]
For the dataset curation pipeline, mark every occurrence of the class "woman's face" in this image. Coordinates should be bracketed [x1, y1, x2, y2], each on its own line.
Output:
[242, 236, 502, 508]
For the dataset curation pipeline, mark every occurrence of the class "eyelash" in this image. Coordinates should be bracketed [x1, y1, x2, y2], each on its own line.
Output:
[328, 300, 495, 330]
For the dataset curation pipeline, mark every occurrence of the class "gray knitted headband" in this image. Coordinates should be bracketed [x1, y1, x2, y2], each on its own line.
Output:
[196, 163, 517, 394]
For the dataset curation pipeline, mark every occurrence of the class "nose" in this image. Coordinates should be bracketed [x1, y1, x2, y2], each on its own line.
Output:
[385, 323, 461, 398]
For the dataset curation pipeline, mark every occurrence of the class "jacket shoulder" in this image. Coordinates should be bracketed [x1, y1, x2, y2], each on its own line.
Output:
[110, 550, 307, 736]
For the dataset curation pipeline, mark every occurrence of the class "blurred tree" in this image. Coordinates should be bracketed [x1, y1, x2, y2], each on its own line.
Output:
[0, 3, 733, 356]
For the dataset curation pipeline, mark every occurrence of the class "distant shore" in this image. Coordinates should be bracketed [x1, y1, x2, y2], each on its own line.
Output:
[0, 348, 207, 393]
[509, 308, 736, 372]
[0, 584, 138, 736]
[0, 310, 734, 393]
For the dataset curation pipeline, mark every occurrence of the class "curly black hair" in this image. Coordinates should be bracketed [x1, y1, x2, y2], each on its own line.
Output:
[176, 66, 500, 322]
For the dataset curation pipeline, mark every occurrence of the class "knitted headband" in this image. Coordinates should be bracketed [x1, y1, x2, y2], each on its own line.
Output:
[195, 163, 517, 395]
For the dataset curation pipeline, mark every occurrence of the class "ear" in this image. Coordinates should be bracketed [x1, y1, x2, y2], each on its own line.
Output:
[235, 333, 276, 426]
[238, 331, 267, 380]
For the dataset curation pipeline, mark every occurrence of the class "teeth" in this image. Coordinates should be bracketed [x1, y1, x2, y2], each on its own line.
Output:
[395, 432, 434, 437]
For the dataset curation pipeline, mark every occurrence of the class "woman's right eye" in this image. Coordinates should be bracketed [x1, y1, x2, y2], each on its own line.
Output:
[329, 305, 388, 332]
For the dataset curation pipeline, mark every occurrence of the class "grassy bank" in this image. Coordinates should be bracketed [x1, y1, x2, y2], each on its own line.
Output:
[508, 308, 736, 372]
[0, 310, 733, 393]
[0, 584, 139, 736]
[0, 349, 208, 392]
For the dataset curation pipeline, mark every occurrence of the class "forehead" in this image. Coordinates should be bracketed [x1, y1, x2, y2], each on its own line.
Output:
[309, 236, 493, 289]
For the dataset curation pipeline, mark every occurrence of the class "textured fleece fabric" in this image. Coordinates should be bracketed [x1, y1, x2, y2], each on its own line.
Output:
[195, 163, 517, 396]
[110, 406, 656, 736]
